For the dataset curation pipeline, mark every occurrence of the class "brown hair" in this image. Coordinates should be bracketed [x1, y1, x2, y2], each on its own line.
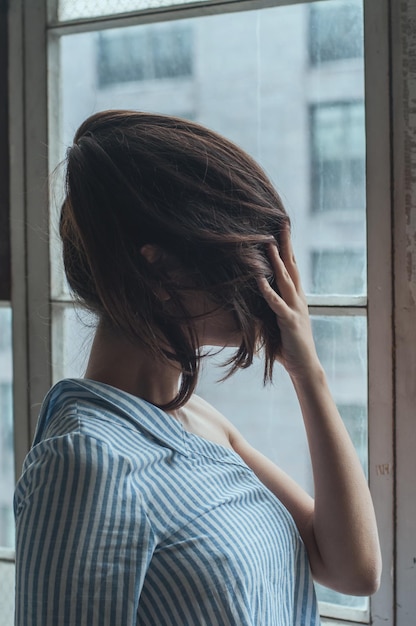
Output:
[60, 110, 290, 409]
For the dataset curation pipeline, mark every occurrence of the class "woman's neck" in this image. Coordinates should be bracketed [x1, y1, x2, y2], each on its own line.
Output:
[84, 323, 181, 407]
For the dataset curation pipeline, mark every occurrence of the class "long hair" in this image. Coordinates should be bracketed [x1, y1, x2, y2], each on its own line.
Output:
[60, 110, 290, 409]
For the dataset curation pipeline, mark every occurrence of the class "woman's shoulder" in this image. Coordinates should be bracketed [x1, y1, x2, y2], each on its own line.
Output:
[183, 394, 240, 450]
[30, 378, 155, 462]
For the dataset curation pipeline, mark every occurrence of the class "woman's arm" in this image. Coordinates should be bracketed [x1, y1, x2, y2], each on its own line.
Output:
[15, 433, 155, 625]
[232, 227, 381, 595]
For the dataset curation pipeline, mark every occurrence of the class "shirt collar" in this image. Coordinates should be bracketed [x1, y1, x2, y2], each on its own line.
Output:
[39, 377, 191, 456]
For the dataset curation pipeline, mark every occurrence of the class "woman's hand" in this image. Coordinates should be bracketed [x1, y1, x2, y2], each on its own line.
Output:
[258, 227, 320, 380]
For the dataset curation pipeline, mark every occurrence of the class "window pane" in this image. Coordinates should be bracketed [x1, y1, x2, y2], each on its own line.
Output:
[52, 303, 96, 382]
[58, 0, 208, 22]
[309, 0, 363, 64]
[0, 559, 14, 626]
[53, 1, 368, 618]
[311, 102, 366, 213]
[0, 307, 14, 549]
[56, 0, 365, 300]
[311, 249, 366, 295]
[97, 25, 193, 87]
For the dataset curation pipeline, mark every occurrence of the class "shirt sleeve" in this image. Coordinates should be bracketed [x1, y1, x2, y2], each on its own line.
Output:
[14, 432, 156, 626]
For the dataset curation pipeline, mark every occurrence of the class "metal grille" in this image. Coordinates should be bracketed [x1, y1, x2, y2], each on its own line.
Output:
[58, 0, 207, 21]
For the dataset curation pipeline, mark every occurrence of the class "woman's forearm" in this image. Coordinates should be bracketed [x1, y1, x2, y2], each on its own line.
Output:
[291, 363, 382, 595]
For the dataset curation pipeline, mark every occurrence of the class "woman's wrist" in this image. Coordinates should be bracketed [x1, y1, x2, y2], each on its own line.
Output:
[288, 358, 326, 388]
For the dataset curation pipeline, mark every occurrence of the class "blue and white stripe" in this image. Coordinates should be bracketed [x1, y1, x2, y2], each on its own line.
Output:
[15, 378, 320, 625]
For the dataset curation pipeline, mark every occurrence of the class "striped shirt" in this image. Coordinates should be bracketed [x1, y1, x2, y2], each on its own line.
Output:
[15, 378, 321, 625]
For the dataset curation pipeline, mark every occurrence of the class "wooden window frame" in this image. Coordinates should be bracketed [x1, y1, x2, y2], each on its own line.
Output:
[6, 1, 416, 624]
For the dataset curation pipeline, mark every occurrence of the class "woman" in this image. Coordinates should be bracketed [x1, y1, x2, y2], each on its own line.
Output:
[14, 110, 381, 625]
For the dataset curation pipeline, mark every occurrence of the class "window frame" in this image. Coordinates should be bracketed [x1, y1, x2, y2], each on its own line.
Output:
[0, 1, 10, 302]
[8, 0, 413, 624]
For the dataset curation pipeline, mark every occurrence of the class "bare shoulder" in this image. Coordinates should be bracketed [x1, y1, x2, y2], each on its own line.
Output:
[190, 395, 258, 457]
[186, 394, 241, 449]
[189, 394, 229, 423]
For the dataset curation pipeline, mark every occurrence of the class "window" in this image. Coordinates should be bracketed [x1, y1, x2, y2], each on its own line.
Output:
[310, 101, 366, 213]
[309, 0, 363, 65]
[55, 1, 369, 619]
[311, 249, 366, 295]
[8, 0, 414, 624]
[97, 24, 193, 87]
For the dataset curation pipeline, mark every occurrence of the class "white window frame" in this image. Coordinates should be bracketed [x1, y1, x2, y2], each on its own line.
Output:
[6, 0, 416, 624]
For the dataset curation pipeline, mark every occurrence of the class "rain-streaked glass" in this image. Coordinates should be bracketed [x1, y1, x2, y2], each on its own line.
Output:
[309, 0, 363, 64]
[310, 102, 366, 213]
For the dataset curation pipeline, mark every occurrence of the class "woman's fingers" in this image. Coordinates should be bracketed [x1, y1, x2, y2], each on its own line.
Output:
[259, 225, 307, 320]
[257, 276, 290, 317]
[265, 242, 298, 305]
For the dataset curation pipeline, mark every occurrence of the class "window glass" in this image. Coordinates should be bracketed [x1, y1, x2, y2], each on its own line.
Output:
[97, 25, 193, 87]
[58, 0, 207, 22]
[309, 0, 363, 64]
[311, 249, 366, 295]
[53, 0, 368, 618]
[0, 307, 14, 549]
[52, 304, 96, 382]
[56, 1, 365, 300]
[310, 101, 366, 213]
[0, 560, 14, 626]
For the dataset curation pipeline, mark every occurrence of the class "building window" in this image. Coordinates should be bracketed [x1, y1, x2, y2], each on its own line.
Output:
[310, 101, 365, 212]
[309, 0, 363, 65]
[311, 249, 366, 295]
[97, 24, 193, 87]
